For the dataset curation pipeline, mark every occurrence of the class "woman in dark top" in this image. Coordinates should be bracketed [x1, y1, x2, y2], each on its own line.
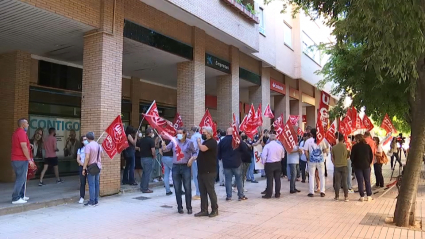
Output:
[135, 131, 143, 183]
[350, 134, 373, 202]
[122, 126, 138, 186]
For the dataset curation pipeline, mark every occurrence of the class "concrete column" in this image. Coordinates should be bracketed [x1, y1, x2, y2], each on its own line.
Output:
[292, 14, 302, 79]
[81, 0, 124, 196]
[297, 80, 303, 127]
[0, 51, 31, 182]
[130, 77, 140, 128]
[274, 95, 286, 119]
[217, 46, 239, 130]
[177, 27, 205, 127]
[306, 106, 316, 129]
[249, 67, 271, 130]
[284, 76, 290, 121]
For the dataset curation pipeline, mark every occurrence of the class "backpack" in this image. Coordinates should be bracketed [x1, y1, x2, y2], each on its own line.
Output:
[309, 144, 323, 163]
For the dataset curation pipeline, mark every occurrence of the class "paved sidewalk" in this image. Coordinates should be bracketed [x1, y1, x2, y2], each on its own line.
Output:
[0, 161, 422, 239]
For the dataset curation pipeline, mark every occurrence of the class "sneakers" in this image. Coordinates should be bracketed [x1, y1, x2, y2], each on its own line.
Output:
[366, 196, 374, 201]
[238, 196, 248, 201]
[84, 201, 96, 207]
[359, 197, 364, 202]
[344, 197, 349, 202]
[78, 198, 84, 204]
[334, 197, 339, 201]
[12, 198, 27, 204]
[232, 187, 237, 192]
[244, 189, 248, 192]
[348, 189, 354, 194]
[166, 192, 173, 196]
[320, 193, 326, 197]
[57, 179, 64, 184]
[192, 195, 201, 200]
[38, 182, 45, 186]
[23, 196, 29, 201]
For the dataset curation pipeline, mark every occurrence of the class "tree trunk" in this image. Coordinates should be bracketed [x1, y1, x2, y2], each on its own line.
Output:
[394, 58, 425, 227]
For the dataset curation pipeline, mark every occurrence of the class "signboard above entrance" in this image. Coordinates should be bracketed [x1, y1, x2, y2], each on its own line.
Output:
[270, 78, 285, 95]
[205, 53, 231, 74]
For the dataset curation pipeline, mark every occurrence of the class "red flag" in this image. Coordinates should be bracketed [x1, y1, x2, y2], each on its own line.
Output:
[143, 114, 177, 138]
[199, 109, 217, 139]
[382, 132, 393, 146]
[363, 114, 374, 132]
[289, 115, 300, 126]
[273, 114, 284, 129]
[325, 120, 337, 145]
[339, 117, 351, 137]
[380, 114, 397, 134]
[27, 158, 37, 180]
[256, 104, 263, 127]
[146, 100, 160, 117]
[355, 115, 364, 130]
[231, 113, 241, 149]
[264, 104, 274, 119]
[274, 118, 285, 141]
[172, 112, 184, 130]
[318, 91, 331, 130]
[346, 107, 357, 131]
[316, 113, 325, 145]
[102, 134, 118, 159]
[280, 121, 299, 152]
[297, 127, 304, 137]
[241, 105, 259, 139]
[104, 115, 129, 153]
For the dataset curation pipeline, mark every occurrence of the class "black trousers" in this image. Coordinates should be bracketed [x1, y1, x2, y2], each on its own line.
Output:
[198, 172, 218, 212]
[334, 166, 348, 198]
[281, 158, 287, 176]
[373, 163, 384, 187]
[299, 160, 307, 182]
[265, 162, 282, 197]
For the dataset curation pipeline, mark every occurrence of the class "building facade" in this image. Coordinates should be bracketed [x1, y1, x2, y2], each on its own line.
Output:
[0, 0, 337, 195]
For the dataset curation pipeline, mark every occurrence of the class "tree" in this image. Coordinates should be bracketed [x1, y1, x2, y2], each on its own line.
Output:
[265, 0, 425, 227]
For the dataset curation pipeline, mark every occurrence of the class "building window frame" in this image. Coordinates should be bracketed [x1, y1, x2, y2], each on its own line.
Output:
[259, 7, 265, 36]
[302, 31, 322, 66]
[283, 22, 293, 50]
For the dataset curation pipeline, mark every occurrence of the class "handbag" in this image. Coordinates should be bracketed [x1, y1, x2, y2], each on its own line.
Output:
[87, 146, 101, 175]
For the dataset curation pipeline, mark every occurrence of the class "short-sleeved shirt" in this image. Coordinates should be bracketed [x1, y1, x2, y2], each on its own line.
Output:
[304, 138, 325, 163]
[287, 146, 300, 164]
[331, 142, 348, 167]
[197, 138, 218, 174]
[11, 128, 30, 161]
[77, 147, 86, 164]
[85, 141, 102, 169]
[44, 135, 57, 158]
[299, 141, 307, 161]
[139, 136, 155, 158]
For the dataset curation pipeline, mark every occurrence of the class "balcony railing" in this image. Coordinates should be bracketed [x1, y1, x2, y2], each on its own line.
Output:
[221, 0, 259, 24]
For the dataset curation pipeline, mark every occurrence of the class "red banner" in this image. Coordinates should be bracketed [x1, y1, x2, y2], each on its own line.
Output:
[199, 109, 217, 139]
[316, 114, 325, 145]
[273, 114, 284, 130]
[355, 115, 364, 130]
[256, 103, 263, 127]
[380, 114, 397, 134]
[280, 121, 299, 152]
[325, 120, 337, 145]
[241, 104, 259, 139]
[172, 112, 184, 130]
[105, 115, 129, 154]
[302, 115, 307, 123]
[274, 118, 285, 142]
[102, 134, 117, 159]
[318, 91, 331, 130]
[264, 103, 274, 119]
[289, 115, 299, 126]
[363, 114, 374, 132]
[345, 107, 357, 131]
[382, 132, 393, 146]
[232, 113, 241, 149]
[146, 100, 160, 117]
[143, 114, 177, 138]
[297, 127, 304, 137]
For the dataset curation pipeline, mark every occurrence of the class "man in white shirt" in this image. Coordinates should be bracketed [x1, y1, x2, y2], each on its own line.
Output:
[261, 133, 285, 199]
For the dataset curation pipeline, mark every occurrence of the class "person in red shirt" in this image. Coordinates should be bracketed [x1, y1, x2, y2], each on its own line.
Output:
[39, 127, 63, 185]
[11, 118, 35, 204]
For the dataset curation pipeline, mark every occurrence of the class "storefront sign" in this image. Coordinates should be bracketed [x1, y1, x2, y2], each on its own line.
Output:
[29, 115, 81, 159]
[270, 78, 286, 95]
[205, 53, 231, 74]
[240, 68, 261, 86]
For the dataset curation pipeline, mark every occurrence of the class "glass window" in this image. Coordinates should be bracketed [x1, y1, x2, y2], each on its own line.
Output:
[259, 8, 265, 35]
[302, 32, 322, 65]
[283, 23, 292, 48]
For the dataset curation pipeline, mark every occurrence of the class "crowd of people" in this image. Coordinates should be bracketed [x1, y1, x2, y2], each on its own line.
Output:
[11, 117, 404, 215]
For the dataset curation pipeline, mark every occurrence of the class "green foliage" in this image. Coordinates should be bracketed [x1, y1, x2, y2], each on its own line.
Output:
[246, 3, 256, 14]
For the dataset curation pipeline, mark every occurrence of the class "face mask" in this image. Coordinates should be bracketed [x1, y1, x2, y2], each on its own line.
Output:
[201, 134, 207, 140]
[177, 134, 183, 140]
[83, 140, 89, 145]
[138, 133, 143, 138]
[24, 127, 28, 132]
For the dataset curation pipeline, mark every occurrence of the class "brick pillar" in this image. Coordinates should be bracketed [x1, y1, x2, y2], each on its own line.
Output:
[81, 0, 124, 196]
[249, 67, 271, 130]
[0, 51, 31, 182]
[177, 27, 205, 127]
[131, 77, 140, 128]
[217, 46, 239, 129]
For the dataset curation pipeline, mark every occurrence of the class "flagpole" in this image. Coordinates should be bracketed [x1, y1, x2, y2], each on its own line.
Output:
[137, 100, 156, 133]
[96, 131, 106, 143]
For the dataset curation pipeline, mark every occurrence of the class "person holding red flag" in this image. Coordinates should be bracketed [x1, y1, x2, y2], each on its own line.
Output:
[162, 128, 197, 214]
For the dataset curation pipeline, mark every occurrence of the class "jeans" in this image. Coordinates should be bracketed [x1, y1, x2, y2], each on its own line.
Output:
[87, 172, 100, 204]
[162, 156, 173, 193]
[288, 163, 298, 192]
[79, 166, 87, 198]
[246, 156, 255, 181]
[373, 163, 384, 187]
[218, 160, 225, 185]
[241, 162, 250, 189]
[140, 157, 154, 191]
[122, 151, 135, 184]
[347, 159, 353, 189]
[287, 163, 299, 180]
[308, 162, 325, 194]
[224, 166, 244, 198]
[264, 162, 282, 197]
[334, 166, 348, 198]
[192, 160, 200, 196]
[198, 172, 218, 212]
[11, 160, 28, 202]
[300, 160, 307, 182]
[172, 164, 192, 210]
[354, 168, 372, 197]
[391, 152, 402, 168]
